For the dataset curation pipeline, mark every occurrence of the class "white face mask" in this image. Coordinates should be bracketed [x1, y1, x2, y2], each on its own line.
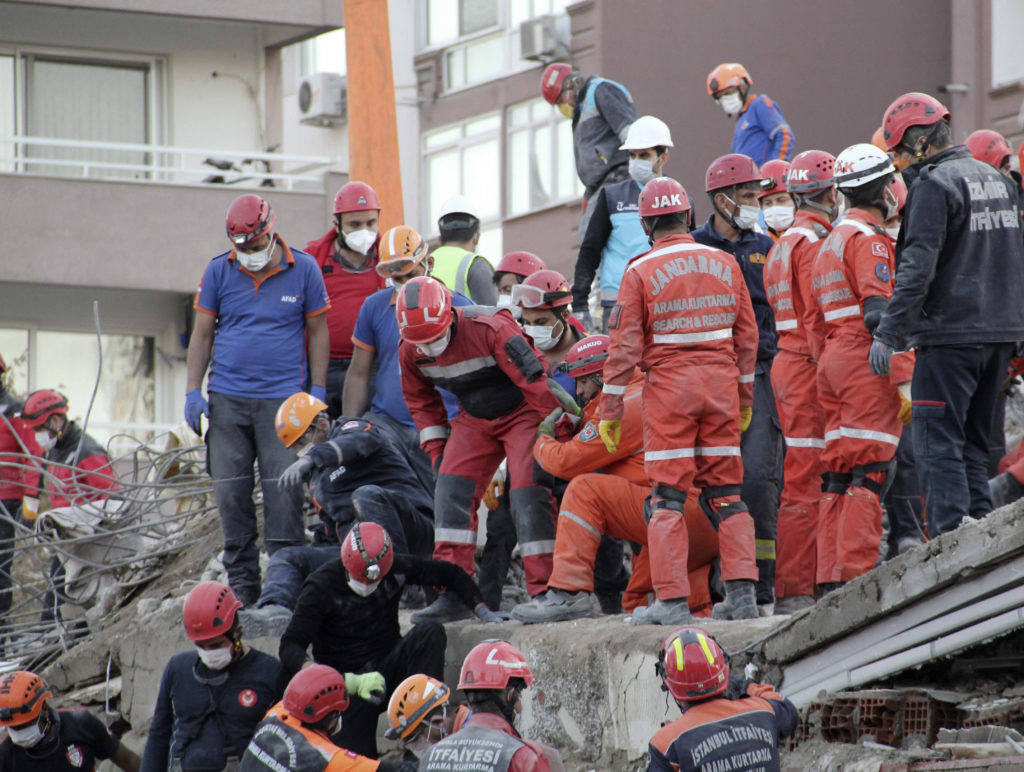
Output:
[719, 92, 744, 116]
[883, 186, 900, 221]
[343, 228, 377, 255]
[628, 159, 657, 186]
[417, 331, 451, 358]
[524, 321, 562, 351]
[8, 720, 45, 747]
[762, 204, 795, 232]
[197, 644, 234, 671]
[347, 577, 381, 597]
[886, 225, 901, 242]
[237, 236, 275, 272]
[496, 294, 512, 307]
[723, 195, 760, 231]
[35, 431, 56, 452]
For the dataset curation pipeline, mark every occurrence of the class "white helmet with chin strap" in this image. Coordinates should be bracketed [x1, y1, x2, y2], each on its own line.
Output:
[833, 143, 895, 189]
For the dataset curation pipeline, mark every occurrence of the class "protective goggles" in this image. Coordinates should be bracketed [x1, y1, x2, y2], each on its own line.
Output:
[510, 283, 571, 308]
[376, 256, 423, 278]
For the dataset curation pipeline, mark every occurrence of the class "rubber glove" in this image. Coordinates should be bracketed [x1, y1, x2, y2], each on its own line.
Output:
[547, 378, 582, 416]
[740, 406, 753, 432]
[869, 339, 894, 377]
[897, 381, 913, 425]
[279, 455, 313, 488]
[21, 496, 39, 523]
[537, 408, 564, 439]
[310, 385, 327, 403]
[184, 389, 209, 436]
[345, 671, 386, 704]
[483, 480, 504, 510]
[598, 419, 621, 453]
[474, 603, 512, 623]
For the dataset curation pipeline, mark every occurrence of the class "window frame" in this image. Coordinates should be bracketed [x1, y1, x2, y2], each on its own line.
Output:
[505, 96, 581, 218]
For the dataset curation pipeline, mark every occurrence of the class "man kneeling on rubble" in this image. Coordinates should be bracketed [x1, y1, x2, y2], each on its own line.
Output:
[279, 522, 505, 759]
[512, 336, 719, 624]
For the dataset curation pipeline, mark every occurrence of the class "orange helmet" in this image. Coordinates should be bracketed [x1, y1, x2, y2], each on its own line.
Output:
[377, 225, 427, 278]
[706, 63, 751, 96]
[758, 160, 790, 199]
[656, 626, 730, 702]
[870, 127, 887, 151]
[275, 392, 328, 448]
[965, 129, 1012, 170]
[0, 671, 52, 727]
[385, 674, 451, 740]
[540, 63, 574, 105]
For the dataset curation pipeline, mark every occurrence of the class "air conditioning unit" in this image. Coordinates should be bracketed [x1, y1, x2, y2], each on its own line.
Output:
[519, 14, 568, 62]
[298, 72, 347, 127]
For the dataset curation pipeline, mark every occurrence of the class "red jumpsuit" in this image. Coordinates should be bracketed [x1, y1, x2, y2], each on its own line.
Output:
[763, 210, 831, 598]
[810, 208, 908, 583]
[602, 233, 759, 602]
[400, 307, 561, 596]
[534, 371, 719, 613]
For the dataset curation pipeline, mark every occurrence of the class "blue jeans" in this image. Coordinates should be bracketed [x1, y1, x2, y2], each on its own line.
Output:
[912, 343, 1013, 536]
[207, 392, 306, 606]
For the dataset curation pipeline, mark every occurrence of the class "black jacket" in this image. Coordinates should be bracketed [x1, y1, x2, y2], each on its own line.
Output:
[875, 145, 1024, 348]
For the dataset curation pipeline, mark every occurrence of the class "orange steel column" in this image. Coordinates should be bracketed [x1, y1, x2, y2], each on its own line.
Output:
[343, 0, 404, 229]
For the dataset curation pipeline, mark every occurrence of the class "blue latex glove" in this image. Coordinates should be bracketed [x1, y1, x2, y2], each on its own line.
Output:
[185, 390, 209, 436]
[869, 339, 894, 377]
[310, 385, 327, 403]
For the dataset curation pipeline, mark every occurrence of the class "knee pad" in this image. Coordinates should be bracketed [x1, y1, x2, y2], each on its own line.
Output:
[821, 471, 853, 494]
[850, 460, 896, 500]
[698, 485, 742, 528]
[644, 484, 687, 523]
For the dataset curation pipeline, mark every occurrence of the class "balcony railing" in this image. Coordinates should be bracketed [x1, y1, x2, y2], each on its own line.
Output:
[0, 136, 340, 192]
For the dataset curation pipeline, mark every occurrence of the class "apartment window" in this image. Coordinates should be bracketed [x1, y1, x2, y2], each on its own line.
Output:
[0, 56, 13, 174]
[427, 0, 500, 47]
[508, 0, 573, 26]
[507, 97, 580, 216]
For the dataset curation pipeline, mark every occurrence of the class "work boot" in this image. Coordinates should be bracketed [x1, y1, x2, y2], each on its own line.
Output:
[237, 604, 292, 638]
[711, 580, 758, 620]
[630, 598, 693, 626]
[990, 472, 1024, 509]
[774, 595, 815, 615]
[400, 585, 426, 610]
[595, 592, 623, 615]
[896, 535, 923, 555]
[816, 581, 844, 598]
[511, 589, 595, 623]
[410, 591, 473, 624]
[757, 602, 775, 617]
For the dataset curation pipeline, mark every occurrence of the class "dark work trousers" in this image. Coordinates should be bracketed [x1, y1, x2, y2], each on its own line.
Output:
[741, 365, 784, 605]
[912, 343, 1014, 536]
[0, 500, 17, 621]
[325, 357, 377, 421]
[884, 429, 926, 559]
[336, 620, 445, 758]
[207, 392, 306, 607]
[364, 411, 435, 497]
[989, 390, 1008, 477]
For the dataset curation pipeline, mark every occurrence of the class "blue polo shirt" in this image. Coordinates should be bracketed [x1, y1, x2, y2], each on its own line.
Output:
[352, 286, 470, 427]
[732, 94, 794, 166]
[195, 238, 329, 398]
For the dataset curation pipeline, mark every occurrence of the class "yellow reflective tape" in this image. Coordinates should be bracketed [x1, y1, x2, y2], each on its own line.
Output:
[755, 538, 776, 560]
[697, 633, 715, 666]
[672, 637, 685, 671]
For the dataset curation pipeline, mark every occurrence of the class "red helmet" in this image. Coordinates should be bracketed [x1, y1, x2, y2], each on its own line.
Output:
[881, 92, 950, 151]
[284, 665, 349, 722]
[458, 640, 534, 690]
[494, 251, 547, 279]
[891, 175, 908, 213]
[182, 581, 243, 642]
[225, 194, 275, 246]
[965, 129, 1012, 170]
[565, 335, 609, 379]
[786, 150, 836, 194]
[333, 181, 381, 215]
[705, 154, 762, 193]
[638, 177, 691, 217]
[341, 522, 394, 583]
[706, 63, 751, 96]
[758, 160, 790, 199]
[22, 390, 68, 430]
[657, 626, 730, 702]
[540, 63, 573, 105]
[0, 671, 52, 727]
[396, 277, 454, 345]
[511, 269, 572, 310]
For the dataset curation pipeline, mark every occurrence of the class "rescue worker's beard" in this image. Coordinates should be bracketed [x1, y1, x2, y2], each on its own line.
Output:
[797, 192, 837, 222]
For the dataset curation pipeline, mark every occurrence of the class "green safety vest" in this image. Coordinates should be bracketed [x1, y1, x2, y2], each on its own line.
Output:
[430, 245, 492, 299]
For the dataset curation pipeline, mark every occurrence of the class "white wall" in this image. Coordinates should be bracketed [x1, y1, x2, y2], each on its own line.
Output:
[992, 0, 1024, 86]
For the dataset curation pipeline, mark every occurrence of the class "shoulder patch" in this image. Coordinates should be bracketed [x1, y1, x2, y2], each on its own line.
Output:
[341, 420, 361, 431]
[578, 422, 599, 442]
[748, 252, 767, 264]
[875, 262, 891, 282]
[871, 242, 888, 258]
[607, 304, 623, 329]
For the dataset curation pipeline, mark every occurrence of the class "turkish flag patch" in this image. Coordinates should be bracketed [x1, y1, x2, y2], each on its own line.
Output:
[239, 689, 258, 708]
[871, 242, 888, 257]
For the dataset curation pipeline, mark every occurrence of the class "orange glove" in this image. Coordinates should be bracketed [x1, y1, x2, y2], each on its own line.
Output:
[483, 480, 504, 511]
[897, 382, 913, 425]
[739, 406, 753, 432]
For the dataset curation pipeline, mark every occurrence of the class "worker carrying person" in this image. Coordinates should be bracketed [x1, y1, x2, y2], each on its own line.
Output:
[599, 176, 760, 624]
[418, 640, 563, 772]
[430, 195, 497, 305]
[239, 664, 417, 772]
[646, 626, 797, 772]
[384, 675, 469, 761]
[706, 62, 794, 165]
[397, 276, 581, 613]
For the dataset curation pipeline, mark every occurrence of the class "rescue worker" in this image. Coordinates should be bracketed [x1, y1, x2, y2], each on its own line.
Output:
[0, 669, 141, 770]
[142, 582, 283, 772]
[706, 62, 794, 165]
[762, 149, 836, 613]
[383, 675, 468, 760]
[599, 177, 760, 624]
[419, 640, 563, 772]
[812, 143, 912, 587]
[757, 159, 793, 239]
[430, 195, 497, 305]
[571, 116, 674, 333]
[511, 336, 720, 622]
[186, 193, 330, 606]
[965, 129, 1014, 175]
[646, 627, 797, 772]
[279, 523, 505, 758]
[514, 269, 586, 385]
[540, 62, 637, 236]
[396, 276, 580, 613]
[493, 252, 547, 307]
[239, 665, 417, 772]
[304, 182, 386, 418]
[692, 155, 784, 614]
[871, 93, 1024, 536]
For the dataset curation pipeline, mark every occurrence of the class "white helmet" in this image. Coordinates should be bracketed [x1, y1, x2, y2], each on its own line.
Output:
[833, 143, 894, 189]
[619, 116, 674, 151]
[438, 194, 479, 221]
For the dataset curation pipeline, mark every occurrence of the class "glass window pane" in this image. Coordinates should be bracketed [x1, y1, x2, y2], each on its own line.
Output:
[465, 114, 500, 136]
[461, 139, 499, 219]
[532, 124, 553, 208]
[509, 0, 531, 28]
[556, 118, 579, 199]
[508, 129, 530, 216]
[508, 103, 530, 129]
[459, 0, 498, 36]
[0, 56, 13, 174]
[553, 0, 573, 13]
[477, 225, 502, 261]
[424, 126, 461, 150]
[463, 37, 504, 86]
[314, 28, 347, 76]
[427, 149, 460, 228]
[428, 0, 459, 46]
[0, 329, 30, 397]
[531, 99, 549, 123]
[445, 48, 466, 90]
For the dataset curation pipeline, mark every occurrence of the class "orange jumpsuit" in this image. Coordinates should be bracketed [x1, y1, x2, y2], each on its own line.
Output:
[602, 233, 759, 602]
[534, 371, 719, 613]
[811, 208, 911, 583]
[763, 210, 831, 598]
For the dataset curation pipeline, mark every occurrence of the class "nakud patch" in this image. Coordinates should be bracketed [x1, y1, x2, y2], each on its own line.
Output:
[607, 304, 623, 329]
[871, 241, 888, 257]
[875, 262, 891, 282]
[578, 422, 599, 442]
